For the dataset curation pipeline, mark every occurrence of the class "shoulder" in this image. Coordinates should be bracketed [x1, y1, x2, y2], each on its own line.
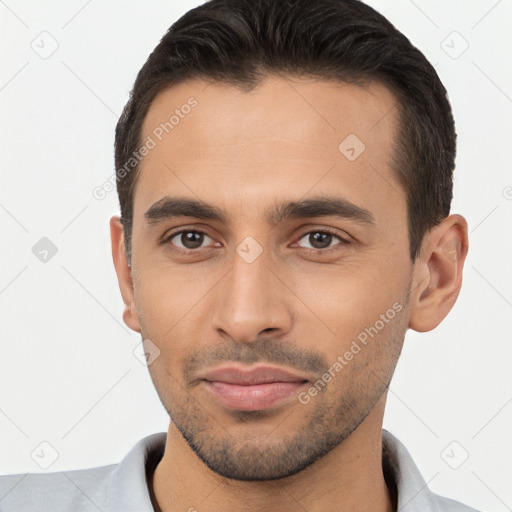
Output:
[0, 432, 166, 512]
[0, 464, 117, 512]
[432, 493, 482, 512]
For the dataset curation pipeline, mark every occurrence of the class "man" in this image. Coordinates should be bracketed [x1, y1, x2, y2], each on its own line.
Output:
[0, 0, 479, 510]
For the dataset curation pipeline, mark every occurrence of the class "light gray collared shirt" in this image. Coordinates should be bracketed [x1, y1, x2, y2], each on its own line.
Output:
[0, 429, 480, 511]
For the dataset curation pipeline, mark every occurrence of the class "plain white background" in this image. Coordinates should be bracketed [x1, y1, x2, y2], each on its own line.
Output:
[0, 0, 511, 510]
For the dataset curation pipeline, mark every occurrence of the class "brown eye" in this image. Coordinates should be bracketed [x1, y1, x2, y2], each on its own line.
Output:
[296, 230, 347, 250]
[168, 230, 212, 250]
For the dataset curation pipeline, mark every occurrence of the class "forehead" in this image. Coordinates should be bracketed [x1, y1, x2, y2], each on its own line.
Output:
[142, 74, 398, 154]
[134, 75, 404, 224]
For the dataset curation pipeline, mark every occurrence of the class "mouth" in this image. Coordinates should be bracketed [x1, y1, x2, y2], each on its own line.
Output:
[198, 365, 310, 411]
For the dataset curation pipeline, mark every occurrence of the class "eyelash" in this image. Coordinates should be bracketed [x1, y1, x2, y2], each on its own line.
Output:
[161, 227, 350, 255]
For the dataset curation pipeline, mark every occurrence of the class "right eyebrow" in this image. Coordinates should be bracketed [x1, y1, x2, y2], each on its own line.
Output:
[144, 197, 227, 225]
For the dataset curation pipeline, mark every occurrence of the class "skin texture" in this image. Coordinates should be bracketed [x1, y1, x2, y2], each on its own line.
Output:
[110, 75, 468, 512]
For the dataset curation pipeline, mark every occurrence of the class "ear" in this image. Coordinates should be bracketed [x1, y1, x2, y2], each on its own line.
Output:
[110, 216, 141, 333]
[409, 214, 469, 332]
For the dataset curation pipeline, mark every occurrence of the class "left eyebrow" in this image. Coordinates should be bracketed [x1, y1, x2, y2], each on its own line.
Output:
[267, 196, 376, 227]
[143, 195, 376, 227]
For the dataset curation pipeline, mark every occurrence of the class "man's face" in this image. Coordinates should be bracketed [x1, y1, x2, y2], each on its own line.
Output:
[129, 75, 413, 480]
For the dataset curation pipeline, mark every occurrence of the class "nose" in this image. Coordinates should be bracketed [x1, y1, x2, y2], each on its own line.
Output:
[211, 248, 293, 344]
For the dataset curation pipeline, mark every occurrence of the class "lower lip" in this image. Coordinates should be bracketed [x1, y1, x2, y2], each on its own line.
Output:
[203, 381, 307, 411]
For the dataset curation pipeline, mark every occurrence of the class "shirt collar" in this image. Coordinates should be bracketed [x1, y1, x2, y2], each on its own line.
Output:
[382, 429, 441, 511]
[106, 432, 165, 512]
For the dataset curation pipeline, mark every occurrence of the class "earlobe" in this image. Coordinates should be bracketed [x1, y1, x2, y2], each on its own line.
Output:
[408, 214, 469, 333]
[110, 215, 142, 333]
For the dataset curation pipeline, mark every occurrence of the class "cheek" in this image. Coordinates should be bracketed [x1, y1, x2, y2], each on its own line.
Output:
[133, 265, 224, 384]
[134, 262, 218, 336]
[288, 260, 406, 337]
[317, 304, 407, 405]
[292, 267, 409, 389]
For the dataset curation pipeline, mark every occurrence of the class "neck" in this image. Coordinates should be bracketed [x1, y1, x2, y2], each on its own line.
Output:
[150, 395, 396, 512]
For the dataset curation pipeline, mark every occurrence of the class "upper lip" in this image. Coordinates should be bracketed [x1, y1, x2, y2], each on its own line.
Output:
[198, 365, 310, 385]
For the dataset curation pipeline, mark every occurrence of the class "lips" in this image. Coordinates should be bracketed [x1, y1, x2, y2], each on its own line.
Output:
[198, 365, 309, 411]
[199, 365, 309, 385]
